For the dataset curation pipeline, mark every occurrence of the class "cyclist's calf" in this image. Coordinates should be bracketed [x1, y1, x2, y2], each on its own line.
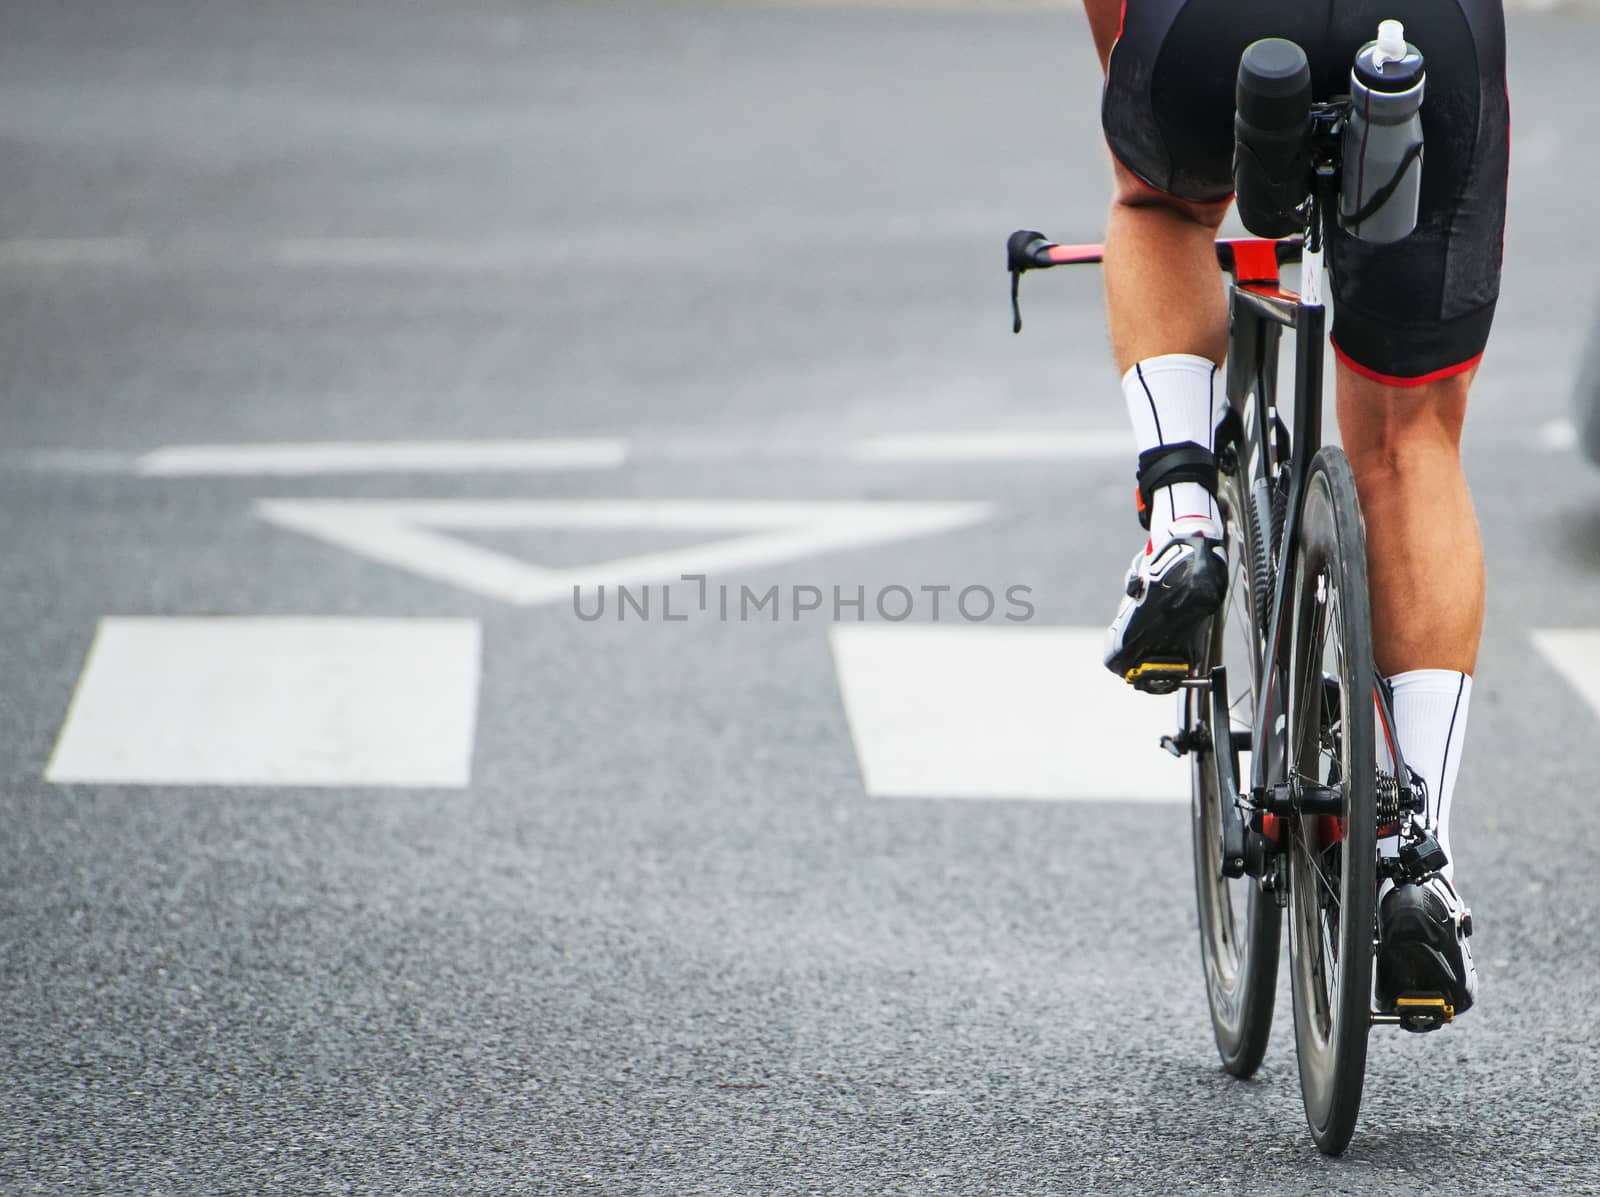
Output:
[1337, 368, 1471, 469]
[1104, 160, 1232, 370]
[1335, 366, 1482, 677]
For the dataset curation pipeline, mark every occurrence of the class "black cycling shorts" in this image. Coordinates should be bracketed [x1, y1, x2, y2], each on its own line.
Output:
[1103, 0, 1507, 383]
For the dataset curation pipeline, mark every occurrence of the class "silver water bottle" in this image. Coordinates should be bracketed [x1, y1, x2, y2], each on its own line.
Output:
[1339, 20, 1425, 243]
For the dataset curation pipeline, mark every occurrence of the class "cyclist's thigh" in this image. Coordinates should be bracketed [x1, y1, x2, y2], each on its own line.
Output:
[1323, 0, 1508, 384]
[1102, 0, 1325, 204]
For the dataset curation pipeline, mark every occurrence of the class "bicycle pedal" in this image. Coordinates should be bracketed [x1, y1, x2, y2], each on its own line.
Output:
[1393, 994, 1454, 1033]
[1125, 660, 1190, 694]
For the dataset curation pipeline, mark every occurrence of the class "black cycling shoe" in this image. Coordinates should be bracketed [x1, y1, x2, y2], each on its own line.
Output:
[1103, 523, 1228, 693]
[1376, 875, 1478, 1026]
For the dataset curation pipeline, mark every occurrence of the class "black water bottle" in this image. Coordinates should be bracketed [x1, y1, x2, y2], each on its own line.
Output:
[1234, 38, 1314, 239]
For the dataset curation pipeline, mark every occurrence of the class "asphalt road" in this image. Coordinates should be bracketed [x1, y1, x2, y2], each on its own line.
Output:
[3, 1, 1600, 1193]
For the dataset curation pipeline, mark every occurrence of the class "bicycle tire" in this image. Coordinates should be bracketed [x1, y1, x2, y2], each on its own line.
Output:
[1284, 446, 1377, 1156]
[1190, 441, 1282, 1078]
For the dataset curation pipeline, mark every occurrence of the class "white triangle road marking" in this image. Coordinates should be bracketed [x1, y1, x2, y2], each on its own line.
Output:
[830, 623, 1188, 802]
[255, 499, 995, 606]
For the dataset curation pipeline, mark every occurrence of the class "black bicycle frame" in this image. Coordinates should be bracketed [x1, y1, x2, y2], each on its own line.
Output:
[1192, 160, 1336, 878]
[1238, 162, 1331, 802]
[1216, 147, 1414, 876]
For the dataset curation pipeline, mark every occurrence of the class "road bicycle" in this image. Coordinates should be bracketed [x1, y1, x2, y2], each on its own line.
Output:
[1006, 72, 1456, 1157]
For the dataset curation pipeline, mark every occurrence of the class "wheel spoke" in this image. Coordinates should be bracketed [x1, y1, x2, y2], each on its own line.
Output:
[1294, 829, 1341, 910]
[1192, 474, 1287, 1077]
[1289, 572, 1326, 782]
[1286, 551, 1355, 1045]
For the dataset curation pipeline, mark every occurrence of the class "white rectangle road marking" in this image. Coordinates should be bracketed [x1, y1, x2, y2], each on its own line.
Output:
[851, 431, 1129, 463]
[47, 618, 481, 788]
[1531, 630, 1600, 723]
[136, 439, 627, 477]
[829, 624, 1188, 801]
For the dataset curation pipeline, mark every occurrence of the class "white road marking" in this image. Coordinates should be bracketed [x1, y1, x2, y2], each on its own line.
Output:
[136, 439, 627, 477]
[829, 624, 1187, 801]
[255, 498, 995, 605]
[1531, 630, 1600, 723]
[47, 618, 481, 788]
[22, 432, 1134, 474]
[1537, 419, 1578, 451]
[851, 431, 1128, 462]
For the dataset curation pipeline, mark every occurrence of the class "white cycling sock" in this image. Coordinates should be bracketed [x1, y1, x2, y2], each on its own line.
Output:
[1121, 353, 1222, 546]
[1379, 670, 1473, 881]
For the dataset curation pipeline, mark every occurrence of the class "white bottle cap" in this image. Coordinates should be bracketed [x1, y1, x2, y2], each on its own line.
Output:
[1373, 20, 1407, 70]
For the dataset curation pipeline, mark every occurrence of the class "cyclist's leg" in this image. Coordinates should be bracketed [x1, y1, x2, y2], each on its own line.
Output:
[1336, 369, 1483, 679]
[1338, 368, 1482, 889]
[1103, 163, 1229, 374]
[1327, 0, 1505, 890]
[1096, 0, 1244, 682]
[1326, 0, 1505, 1013]
[1098, 173, 1235, 681]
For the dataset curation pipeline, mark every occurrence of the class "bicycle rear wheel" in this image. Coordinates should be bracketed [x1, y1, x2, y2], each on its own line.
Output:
[1190, 443, 1282, 1077]
[1285, 446, 1377, 1156]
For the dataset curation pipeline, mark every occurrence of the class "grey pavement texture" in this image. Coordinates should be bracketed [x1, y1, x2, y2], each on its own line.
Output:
[2, 1, 1600, 1193]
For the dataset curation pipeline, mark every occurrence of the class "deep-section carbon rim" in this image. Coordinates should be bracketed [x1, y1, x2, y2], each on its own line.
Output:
[1285, 448, 1377, 1157]
[1190, 446, 1281, 1079]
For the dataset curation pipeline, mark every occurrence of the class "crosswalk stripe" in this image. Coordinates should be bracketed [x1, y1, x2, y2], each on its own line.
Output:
[829, 624, 1188, 802]
[47, 618, 481, 788]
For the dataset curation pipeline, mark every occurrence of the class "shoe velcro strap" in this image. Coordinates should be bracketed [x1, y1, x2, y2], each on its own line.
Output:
[1136, 442, 1218, 530]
